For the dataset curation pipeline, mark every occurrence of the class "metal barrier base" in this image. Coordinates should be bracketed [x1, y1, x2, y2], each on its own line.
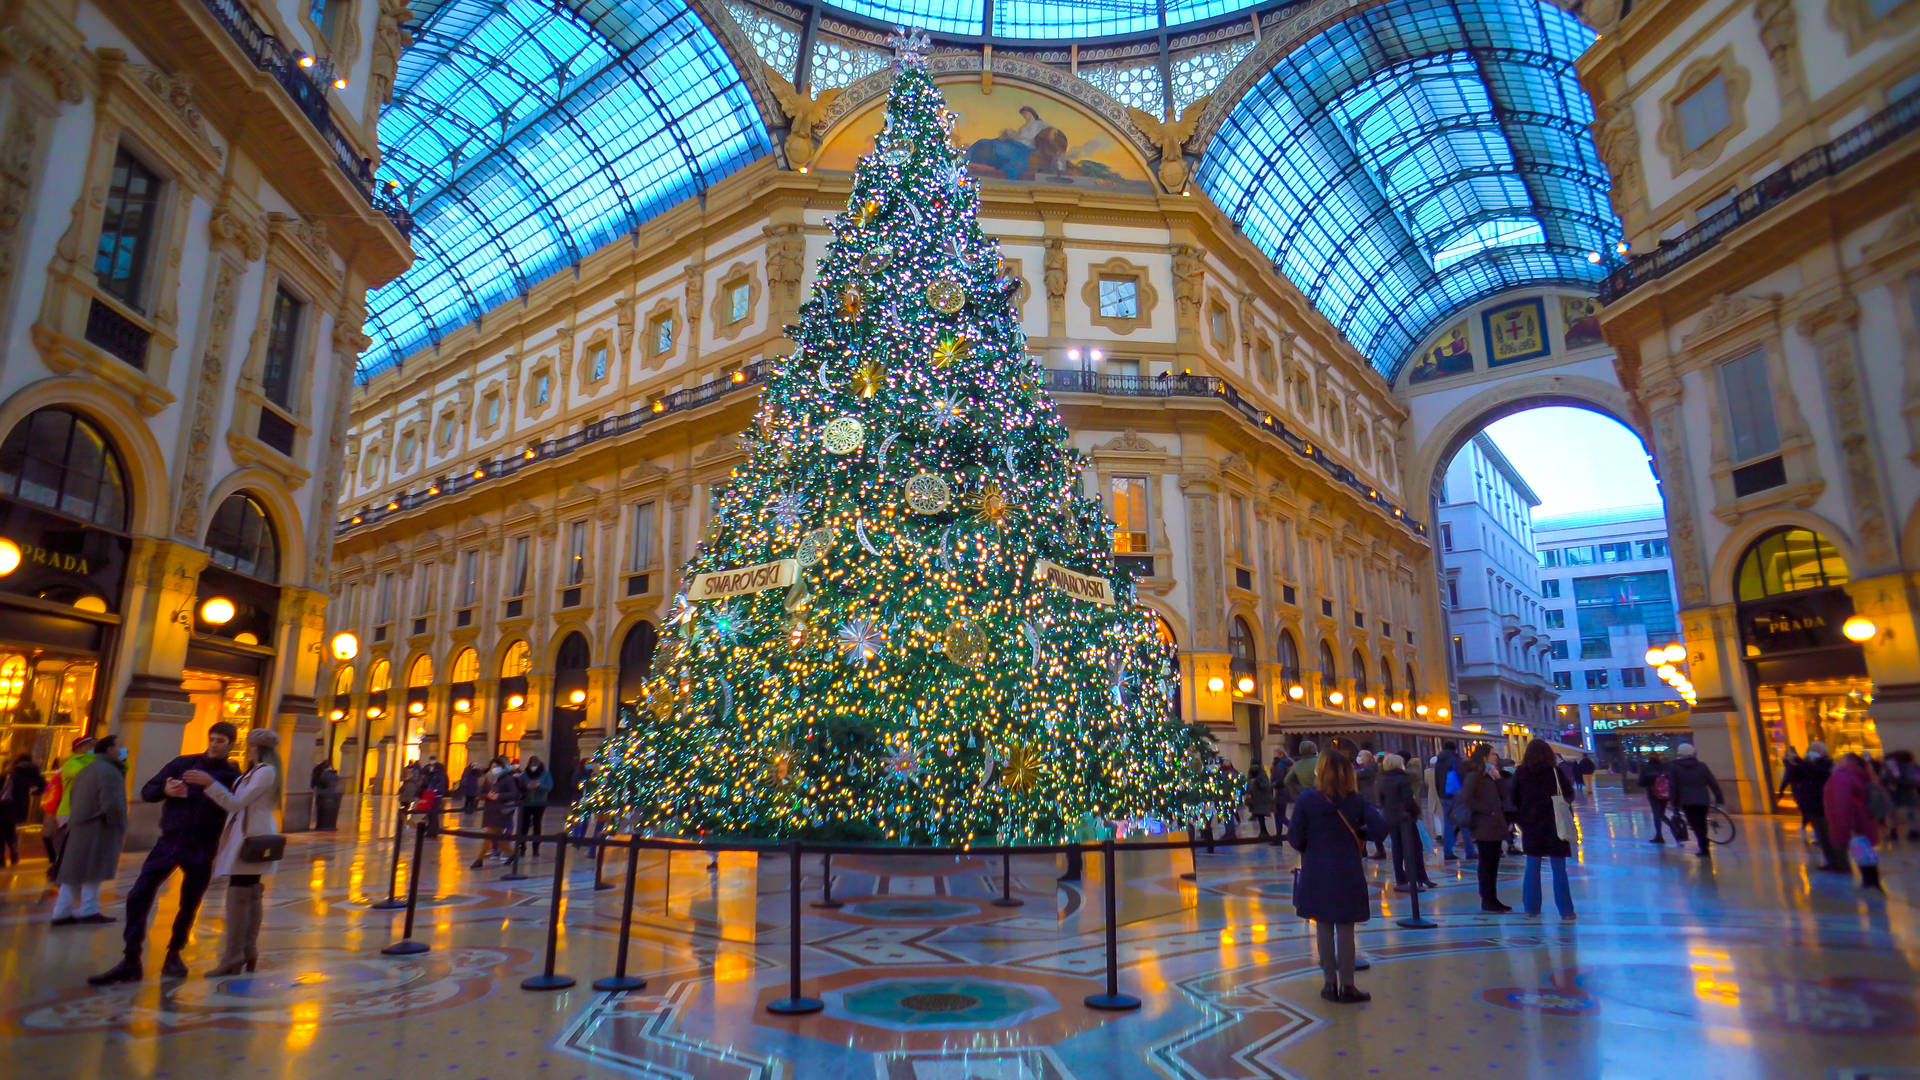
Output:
[592, 974, 647, 992]
[381, 939, 430, 956]
[766, 996, 824, 1015]
[991, 896, 1024, 908]
[368, 898, 409, 910]
[1084, 992, 1141, 1011]
[1397, 915, 1438, 929]
[522, 973, 577, 991]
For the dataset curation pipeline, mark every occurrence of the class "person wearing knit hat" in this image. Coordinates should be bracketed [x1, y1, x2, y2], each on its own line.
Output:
[89, 722, 241, 985]
[185, 727, 283, 974]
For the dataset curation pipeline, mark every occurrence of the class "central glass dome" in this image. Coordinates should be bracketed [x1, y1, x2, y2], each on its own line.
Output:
[821, 0, 1267, 39]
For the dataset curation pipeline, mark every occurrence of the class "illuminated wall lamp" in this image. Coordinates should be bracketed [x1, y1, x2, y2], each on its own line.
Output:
[1234, 675, 1256, 694]
[330, 631, 360, 661]
[367, 705, 384, 719]
[199, 596, 236, 626]
[329, 708, 346, 721]
[1390, 701, 1404, 713]
[1206, 676, 1226, 693]
[568, 688, 587, 706]
[1842, 615, 1878, 643]
[1664, 643, 1687, 663]
[0, 537, 20, 576]
[1437, 707, 1451, 719]
[453, 698, 472, 713]
[1327, 690, 1345, 706]
[1361, 695, 1377, 709]
[1287, 684, 1305, 700]
[506, 693, 527, 710]
[407, 700, 425, 716]
[1656, 663, 1678, 680]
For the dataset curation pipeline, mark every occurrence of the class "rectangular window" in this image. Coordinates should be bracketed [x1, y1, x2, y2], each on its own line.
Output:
[1719, 348, 1782, 465]
[437, 415, 456, 449]
[509, 536, 530, 596]
[1446, 578, 1460, 607]
[397, 431, 415, 465]
[261, 287, 304, 410]
[1563, 546, 1595, 566]
[413, 565, 433, 616]
[1111, 476, 1149, 553]
[1553, 671, 1573, 690]
[1545, 609, 1565, 628]
[95, 147, 163, 310]
[1229, 496, 1250, 562]
[728, 280, 750, 322]
[1891, 70, 1920, 104]
[1440, 523, 1453, 551]
[483, 393, 500, 427]
[1107, 357, 1140, 378]
[459, 549, 479, 607]
[375, 572, 395, 624]
[1097, 277, 1138, 319]
[590, 346, 608, 382]
[1549, 640, 1570, 660]
[1677, 75, 1732, 153]
[1539, 549, 1560, 568]
[1452, 635, 1465, 664]
[565, 520, 587, 587]
[627, 501, 656, 571]
[1635, 539, 1669, 559]
[1598, 542, 1633, 563]
[1210, 306, 1229, 343]
[1541, 579, 1561, 598]
[533, 373, 551, 407]
[1584, 669, 1610, 690]
[1620, 667, 1647, 687]
[652, 315, 675, 355]
[1581, 637, 1613, 659]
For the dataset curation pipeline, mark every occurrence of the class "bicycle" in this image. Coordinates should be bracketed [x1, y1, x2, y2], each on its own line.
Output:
[1667, 805, 1738, 846]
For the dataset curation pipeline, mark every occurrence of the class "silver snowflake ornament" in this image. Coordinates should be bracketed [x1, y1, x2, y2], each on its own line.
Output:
[769, 491, 805, 528]
[837, 617, 888, 666]
[889, 27, 932, 66]
[925, 396, 961, 428]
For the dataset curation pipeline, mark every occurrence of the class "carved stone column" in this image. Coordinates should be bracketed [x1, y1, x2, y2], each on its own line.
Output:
[1800, 296, 1899, 572]
[0, 9, 84, 345]
[115, 537, 211, 848]
[1752, 0, 1812, 149]
[1643, 374, 1711, 607]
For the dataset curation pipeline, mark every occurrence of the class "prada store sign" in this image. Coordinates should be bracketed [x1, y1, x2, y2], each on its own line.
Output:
[1738, 587, 1855, 655]
[0, 501, 130, 613]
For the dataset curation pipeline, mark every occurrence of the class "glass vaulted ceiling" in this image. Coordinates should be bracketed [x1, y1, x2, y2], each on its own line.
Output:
[360, 0, 770, 379]
[826, 0, 1265, 39]
[1198, 0, 1619, 380]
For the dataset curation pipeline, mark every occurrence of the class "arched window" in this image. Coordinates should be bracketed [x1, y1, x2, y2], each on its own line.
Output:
[1405, 662, 1418, 703]
[449, 647, 479, 683]
[0, 407, 128, 530]
[1228, 617, 1256, 675]
[205, 493, 278, 581]
[1277, 630, 1301, 683]
[406, 654, 432, 687]
[617, 621, 658, 703]
[1380, 658, 1394, 699]
[1352, 649, 1368, 697]
[501, 639, 530, 678]
[368, 659, 392, 693]
[1318, 640, 1337, 684]
[1735, 527, 1849, 600]
[332, 666, 353, 696]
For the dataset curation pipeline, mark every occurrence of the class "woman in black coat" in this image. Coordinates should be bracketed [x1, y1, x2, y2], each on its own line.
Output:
[1378, 754, 1433, 889]
[1458, 744, 1510, 912]
[1289, 750, 1385, 1004]
[1511, 739, 1575, 919]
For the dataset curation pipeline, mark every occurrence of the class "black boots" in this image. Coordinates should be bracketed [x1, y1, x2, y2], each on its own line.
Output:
[87, 957, 142, 985]
[160, 950, 189, 979]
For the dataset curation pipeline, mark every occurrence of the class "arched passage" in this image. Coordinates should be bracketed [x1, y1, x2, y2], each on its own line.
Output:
[549, 631, 591, 801]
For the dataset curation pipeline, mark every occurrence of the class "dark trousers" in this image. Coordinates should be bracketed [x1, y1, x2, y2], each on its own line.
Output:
[1808, 811, 1839, 867]
[518, 806, 546, 855]
[1682, 804, 1710, 855]
[1475, 840, 1503, 906]
[1390, 819, 1427, 885]
[0, 819, 17, 864]
[1248, 812, 1272, 839]
[1648, 797, 1670, 839]
[122, 854, 214, 959]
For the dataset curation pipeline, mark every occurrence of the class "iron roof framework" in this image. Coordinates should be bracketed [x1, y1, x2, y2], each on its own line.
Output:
[360, 0, 772, 380]
[1197, 0, 1620, 380]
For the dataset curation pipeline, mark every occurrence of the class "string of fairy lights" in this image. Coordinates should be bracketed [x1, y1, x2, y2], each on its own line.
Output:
[576, 34, 1234, 845]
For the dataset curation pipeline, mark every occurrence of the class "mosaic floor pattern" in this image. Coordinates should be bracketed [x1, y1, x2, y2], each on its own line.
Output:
[1, 790, 1916, 1079]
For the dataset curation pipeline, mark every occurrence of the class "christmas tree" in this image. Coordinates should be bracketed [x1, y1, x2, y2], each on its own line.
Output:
[577, 32, 1232, 845]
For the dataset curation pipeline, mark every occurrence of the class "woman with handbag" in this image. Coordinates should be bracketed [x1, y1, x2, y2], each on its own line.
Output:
[1288, 750, 1385, 1004]
[1459, 744, 1510, 912]
[183, 728, 283, 975]
[1512, 740, 1576, 919]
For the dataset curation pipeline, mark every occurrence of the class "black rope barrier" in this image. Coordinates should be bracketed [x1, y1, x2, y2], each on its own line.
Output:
[382, 819, 432, 955]
[811, 851, 842, 909]
[592, 837, 647, 992]
[1083, 838, 1141, 1011]
[766, 840, 823, 1015]
[500, 814, 531, 882]
[369, 801, 409, 909]
[521, 835, 576, 991]
[992, 849, 1022, 908]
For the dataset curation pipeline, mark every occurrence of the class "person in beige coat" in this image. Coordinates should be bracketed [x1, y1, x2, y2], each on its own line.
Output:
[184, 728, 281, 976]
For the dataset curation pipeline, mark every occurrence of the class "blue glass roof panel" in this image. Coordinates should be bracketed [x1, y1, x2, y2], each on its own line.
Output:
[995, 0, 1159, 38]
[1196, 0, 1618, 379]
[832, 0, 982, 36]
[362, 0, 771, 377]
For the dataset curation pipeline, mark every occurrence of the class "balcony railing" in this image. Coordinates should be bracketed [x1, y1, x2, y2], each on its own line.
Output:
[338, 363, 1427, 536]
[197, 0, 414, 237]
[1600, 90, 1920, 302]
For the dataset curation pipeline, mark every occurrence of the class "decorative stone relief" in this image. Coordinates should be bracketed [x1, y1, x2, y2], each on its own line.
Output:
[0, 107, 39, 321]
[370, 0, 415, 108]
[173, 258, 241, 539]
[1648, 387, 1711, 606]
[1801, 297, 1898, 569]
[1752, 0, 1807, 111]
[763, 223, 804, 308]
[1125, 96, 1210, 193]
[763, 63, 843, 170]
[1171, 244, 1203, 329]
[127, 63, 224, 162]
[1589, 98, 1647, 226]
[1043, 238, 1066, 330]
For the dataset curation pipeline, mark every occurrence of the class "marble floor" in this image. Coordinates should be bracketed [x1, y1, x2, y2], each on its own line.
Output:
[1, 789, 1915, 1080]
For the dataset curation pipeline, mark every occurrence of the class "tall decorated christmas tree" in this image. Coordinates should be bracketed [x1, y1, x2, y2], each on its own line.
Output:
[577, 33, 1232, 845]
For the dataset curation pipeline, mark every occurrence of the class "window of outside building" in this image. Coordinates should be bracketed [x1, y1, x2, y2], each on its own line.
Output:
[1636, 539, 1668, 559]
[1228, 618, 1256, 681]
[1597, 542, 1633, 562]
[1452, 635, 1465, 664]
[1352, 650, 1368, 697]
[627, 501, 655, 571]
[1541, 579, 1561, 598]
[1097, 276, 1138, 320]
[413, 562, 434, 615]
[1277, 631, 1301, 683]
[95, 147, 163, 310]
[565, 519, 587, 586]
[0, 407, 130, 530]
[1446, 577, 1459, 607]
[261, 287, 304, 410]
[1574, 570, 1678, 650]
[728, 279, 750, 322]
[1676, 75, 1732, 153]
[1545, 609, 1565, 628]
[1553, 671, 1573, 690]
[508, 536, 530, 596]
[1584, 668, 1609, 690]
[1229, 495, 1250, 563]
[1550, 640, 1570, 660]
[1719, 347, 1782, 466]
[1441, 523, 1453, 551]
[1621, 667, 1647, 687]
[459, 549, 479, 607]
[1111, 476, 1149, 552]
[205, 494, 278, 581]
[652, 314, 674, 355]
[1581, 637, 1613, 659]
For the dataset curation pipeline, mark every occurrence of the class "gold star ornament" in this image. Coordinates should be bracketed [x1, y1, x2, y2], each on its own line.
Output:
[850, 198, 882, 227]
[931, 334, 973, 369]
[974, 483, 1007, 527]
[851, 362, 886, 398]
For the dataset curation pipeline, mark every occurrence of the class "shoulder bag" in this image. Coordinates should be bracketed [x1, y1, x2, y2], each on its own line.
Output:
[235, 773, 285, 863]
[1551, 772, 1576, 842]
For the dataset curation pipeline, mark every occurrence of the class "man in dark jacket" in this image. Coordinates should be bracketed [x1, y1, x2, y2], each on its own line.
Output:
[1639, 753, 1671, 843]
[1783, 743, 1840, 872]
[1433, 741, 1464, 859]
[1666, 744, 1724, 858]
[89, 722, 241, 984]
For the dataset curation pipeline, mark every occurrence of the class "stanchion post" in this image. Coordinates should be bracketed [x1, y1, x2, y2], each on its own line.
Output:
[593, 818, 613, 891]
[766, 840, 823, 1015]
[811, 851, 842, 909]
[370, 803, 409, 909]
[1397, 853, 1437, 929]
[501, 811, 530, 882]
[594, 835, 647, 992]
[1180, 824, 1198, 881]
[1084, 838, 1141, 1011]
[992, 848, 1022, 907]
[521, 834, 576, 990]
[383, 819, 432, 955]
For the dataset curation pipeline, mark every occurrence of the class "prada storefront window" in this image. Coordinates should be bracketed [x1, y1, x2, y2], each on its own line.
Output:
[188, 493, 283, 748]
[0, 408, 132, 759]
